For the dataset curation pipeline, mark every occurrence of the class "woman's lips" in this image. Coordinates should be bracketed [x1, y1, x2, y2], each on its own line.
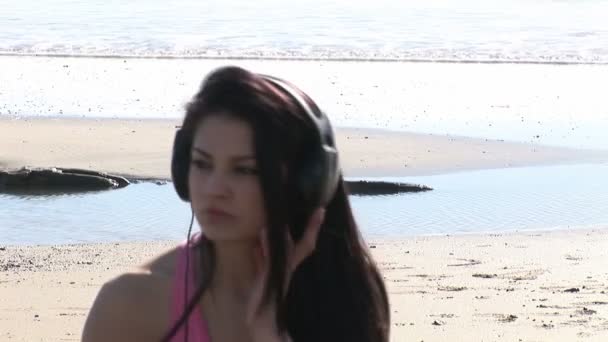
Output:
[204, 208, 235, 221]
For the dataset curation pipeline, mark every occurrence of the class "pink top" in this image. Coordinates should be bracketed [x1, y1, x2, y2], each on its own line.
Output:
[170, 233, 211, 341]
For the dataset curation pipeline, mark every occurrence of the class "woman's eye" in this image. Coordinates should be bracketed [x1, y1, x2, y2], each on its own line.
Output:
[192, 160, 211, 170]
[236, 166, 259, 175]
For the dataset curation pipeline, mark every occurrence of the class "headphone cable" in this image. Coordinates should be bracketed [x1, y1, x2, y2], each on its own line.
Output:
[184, 209, 194, 342]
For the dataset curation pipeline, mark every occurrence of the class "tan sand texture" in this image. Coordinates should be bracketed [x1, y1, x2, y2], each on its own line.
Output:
[1, 228, 607, 341]
[1, 117, 606, 180]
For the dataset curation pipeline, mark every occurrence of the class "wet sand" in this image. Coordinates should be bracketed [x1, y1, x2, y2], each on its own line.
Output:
[1, 116, 605, 180]
[2, 57, 608, 150]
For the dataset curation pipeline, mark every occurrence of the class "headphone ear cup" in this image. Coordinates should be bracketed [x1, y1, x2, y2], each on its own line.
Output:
[260, 75, 341, 208]
[171, 129, 191, 201]
[295, 150, 322, 210]
[296, 143, 338, 208]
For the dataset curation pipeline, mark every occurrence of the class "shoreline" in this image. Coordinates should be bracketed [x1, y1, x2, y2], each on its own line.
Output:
[3, 56, 608, 150]
[3, 221, 605, 248]
[2, 227, 607, 341]
[2, 116, 606, 181]
[4, 52, 608, 65]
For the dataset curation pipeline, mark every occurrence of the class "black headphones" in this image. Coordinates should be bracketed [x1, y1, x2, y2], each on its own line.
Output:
[171, 74, 341, 209]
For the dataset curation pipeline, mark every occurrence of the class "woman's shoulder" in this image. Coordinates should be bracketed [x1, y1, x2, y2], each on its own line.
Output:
[82, 244, 184, 341]
[107, 243, 183, 292]
[140, 243, 183, 278]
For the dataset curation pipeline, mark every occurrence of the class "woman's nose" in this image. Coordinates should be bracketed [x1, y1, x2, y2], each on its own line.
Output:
[203, 171, 230, 197]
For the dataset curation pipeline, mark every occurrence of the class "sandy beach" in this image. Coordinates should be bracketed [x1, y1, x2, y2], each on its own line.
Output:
[1, 115, 608, 341]
[1, 117, 606, 180]
[1, 228, 608, 341]
[2, 0, 608, 338]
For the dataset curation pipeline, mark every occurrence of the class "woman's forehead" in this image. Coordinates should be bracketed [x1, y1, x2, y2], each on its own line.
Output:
[192, 115, 255, 157]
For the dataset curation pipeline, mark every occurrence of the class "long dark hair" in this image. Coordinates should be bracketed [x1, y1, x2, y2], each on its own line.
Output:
[162, 66, 390, 342]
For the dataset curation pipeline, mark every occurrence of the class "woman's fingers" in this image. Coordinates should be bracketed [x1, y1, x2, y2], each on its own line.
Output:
[289, 208, 325, 272]
[253, 244, 264, 276]
[248, 209, 325, 340]
[247, 229, 270, 323]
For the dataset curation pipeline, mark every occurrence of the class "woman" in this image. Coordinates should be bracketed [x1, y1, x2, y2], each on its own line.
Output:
[82, 66, 390, 342]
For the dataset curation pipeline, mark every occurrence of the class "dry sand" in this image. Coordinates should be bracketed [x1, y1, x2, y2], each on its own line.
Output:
[1, 228, 607, 341]
[1, 117, 606, 180]
[2, 117, 608, 341]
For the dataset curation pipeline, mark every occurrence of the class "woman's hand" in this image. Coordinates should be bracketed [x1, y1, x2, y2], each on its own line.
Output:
[246, 207, 326, 342]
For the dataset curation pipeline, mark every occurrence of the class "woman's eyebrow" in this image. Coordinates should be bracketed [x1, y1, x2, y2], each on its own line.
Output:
[192, 146, 256, 161]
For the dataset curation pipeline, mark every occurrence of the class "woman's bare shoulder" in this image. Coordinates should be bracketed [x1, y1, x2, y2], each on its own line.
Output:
[140, 244, 182, 277]
[82, 244, 183, 341]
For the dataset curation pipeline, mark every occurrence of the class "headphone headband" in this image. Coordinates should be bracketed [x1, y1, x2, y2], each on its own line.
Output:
[171, 72, 340, 208]
[259, 74, 340, 207]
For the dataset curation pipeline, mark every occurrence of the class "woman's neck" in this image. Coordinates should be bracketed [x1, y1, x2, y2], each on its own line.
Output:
[208, 238, 258, 302]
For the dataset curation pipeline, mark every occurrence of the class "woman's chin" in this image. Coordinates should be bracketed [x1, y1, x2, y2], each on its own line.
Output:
[200, 227, 259, 242]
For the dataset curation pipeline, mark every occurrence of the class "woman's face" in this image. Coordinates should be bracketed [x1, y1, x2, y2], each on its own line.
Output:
[188, 114, 267, 241]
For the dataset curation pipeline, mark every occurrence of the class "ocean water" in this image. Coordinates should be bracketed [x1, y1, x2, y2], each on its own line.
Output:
[2, 0, 608, 149]
[1, 164, 607, 245]
[2, 0, 608, 245]
[1, 0, 608, 64]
